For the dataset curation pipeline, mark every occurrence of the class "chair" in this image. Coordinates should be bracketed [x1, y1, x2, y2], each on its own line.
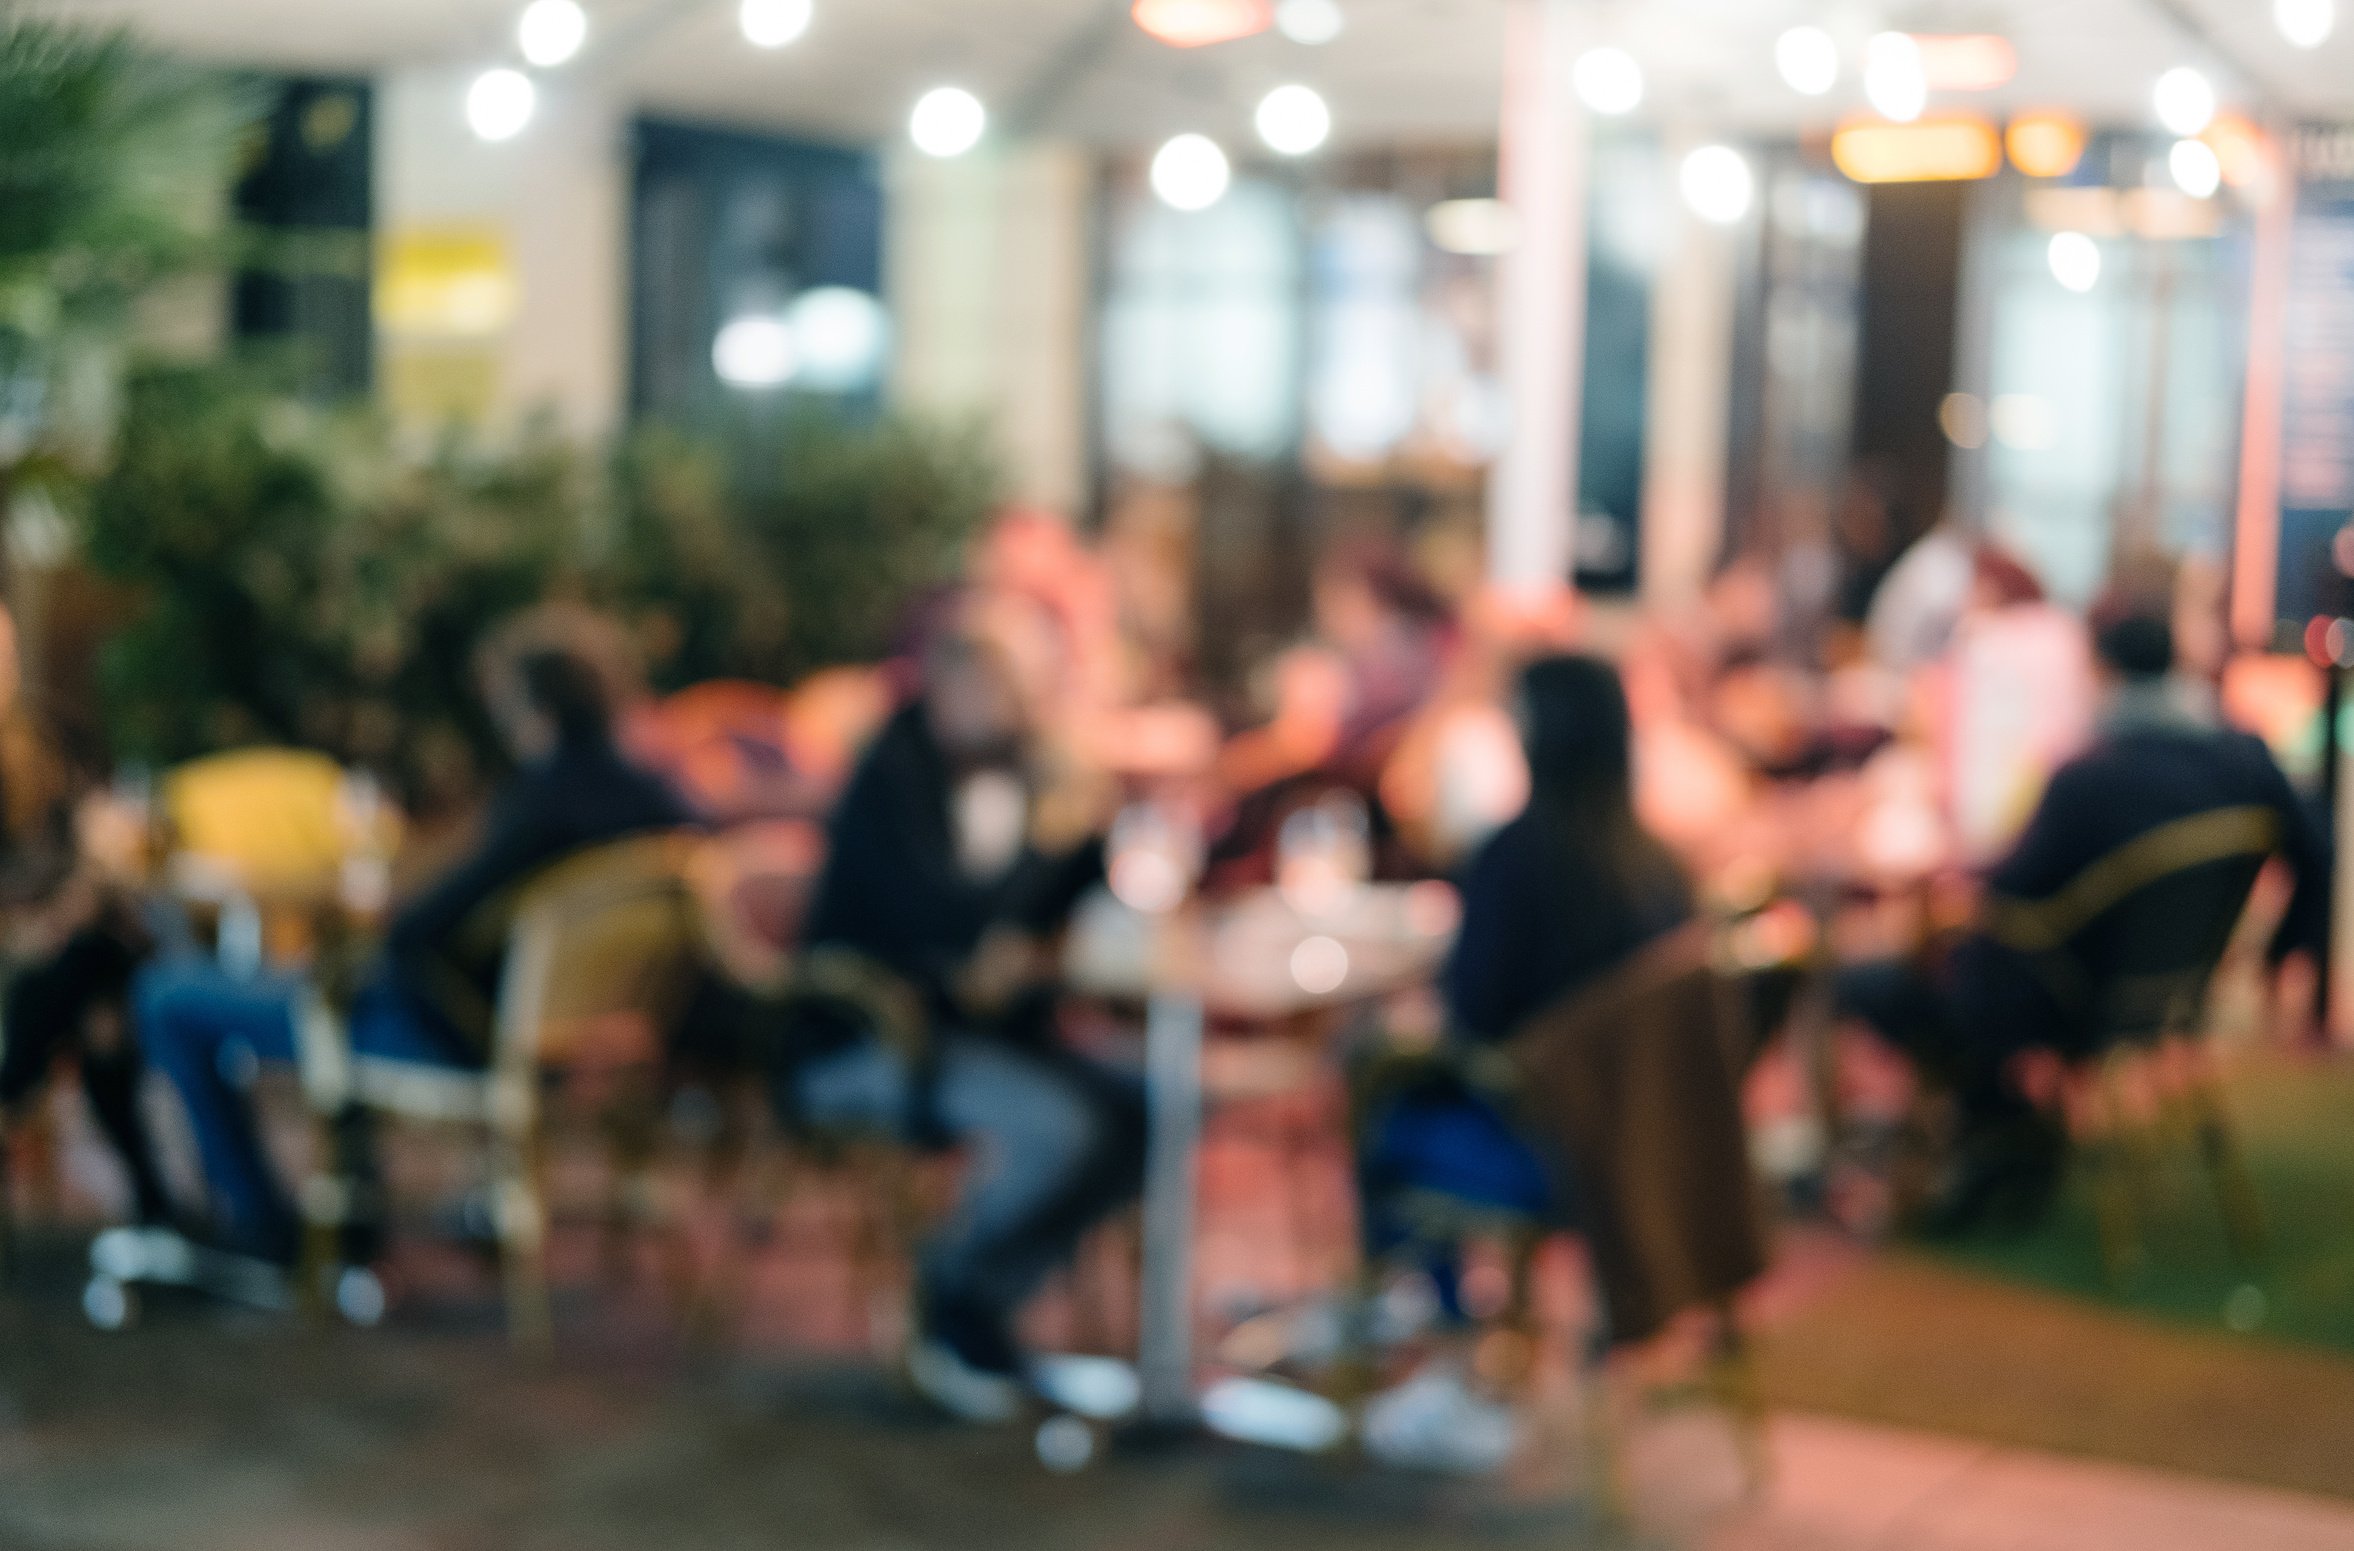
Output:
[296, 831, 706, 1350]
[1985, 804, 2281, 1284]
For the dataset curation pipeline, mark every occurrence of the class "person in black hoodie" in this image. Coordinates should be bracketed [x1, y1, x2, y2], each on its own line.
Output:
[779, 596, 1141, 1422]
[136, 613, 692, 1267]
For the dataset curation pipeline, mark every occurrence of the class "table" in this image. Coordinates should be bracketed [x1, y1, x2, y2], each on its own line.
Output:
[1064, 881, 1460, 1425]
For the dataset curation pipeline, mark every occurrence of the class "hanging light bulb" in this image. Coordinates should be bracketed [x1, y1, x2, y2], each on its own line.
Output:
[2047, 231, 2101, 293]
[2153, 67, 2217, 137]
[740, 0, 814, 49]
[1776, 27, 1840, 97]
[1275, 0, 1344, 44]
[909, 87, 987, 157]
[1572, 47, 1645, 116]
[516, 0, 587, 68]
[1680, 145, 1755, 225]
[1255, 85, 1332, 156]
[2276, 0, 2335, 48]
[466, 68, 537, 142]
[2169, 138, 2222, 199]
[1152, 134, 1232, 211]
[1865, 33, 1928, 123]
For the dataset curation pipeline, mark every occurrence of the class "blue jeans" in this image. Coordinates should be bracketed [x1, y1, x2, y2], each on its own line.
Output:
[136, 957, 466, 1260]
[796, 1035, 1145, 1347]
[1359, 1086, 1562, 1324]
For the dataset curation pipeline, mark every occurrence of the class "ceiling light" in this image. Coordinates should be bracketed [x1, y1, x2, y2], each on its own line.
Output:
[713, 315, 798, 389]
[2047, 231, 2101, 294]
[2153, 67, 2216, 137]
[1572, 47, 1644, 116]
[740, 0, 814, 49]
[1776, 27, 1839, 97]
[466, 68, 536, 142]
[1832, 118, 2003, 184]
[1680, 145, 1755, 225]
[1255, 84, 1331, 155]
[1864, 33, 1928, 123]
[2006, 112, 2087, 179]
[1132, 0, 1272, 48]
[909, 87, 986, 157]
[1152, 134, 1231, 212]
[1425, 198, 1518, 256]
[1275, 0, 1344, 45]
[1914, 34, 2016, 92]
[2169, 137, 2222, 199]
[516, 0, 587, 68]
[787, 287, 889, 391]
[2277, 0, 2336, 48]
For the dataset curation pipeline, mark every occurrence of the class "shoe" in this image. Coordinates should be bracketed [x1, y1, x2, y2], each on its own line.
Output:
[909, 1337, 1026, 1424]
[1361, 1361, 1519, 1475]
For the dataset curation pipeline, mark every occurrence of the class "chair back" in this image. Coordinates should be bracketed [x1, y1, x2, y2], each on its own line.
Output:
[1505, 924, 1766, 1347]
[1986, 805, 2280, 1046]
[164, 748, 355, 898]
[490, 832, 705, 1085]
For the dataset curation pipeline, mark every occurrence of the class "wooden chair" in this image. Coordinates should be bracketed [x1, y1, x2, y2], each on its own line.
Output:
[296, 831, 706, 1351]
[1986, 806, 2282, 1285]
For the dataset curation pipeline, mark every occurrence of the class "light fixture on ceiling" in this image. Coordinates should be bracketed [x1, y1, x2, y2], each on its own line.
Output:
[1572, 47, 1644, 116]
[2169, 137, 2222, 199]
[2006, 112, 2088, 179]
[1275, 0, 1344, 45]
[1680, 145, 1755, 225]
[909, 87, 987, 157]
[1864, 33, 1928, 123]
[713, 314, 798, 389]
[1913, 34, 2016, 92]
[1775, 27, 1839, 97]
[1832, 117, 2003, 184]
[1152, 134, 1232, 211]
[516, 0, 587, 68]
[740, 0, 814, 49]
[2153, 67, 2216, 137]
[2276, 0, 2336, 48]
[2047, 230, 2101, 293]
[787, 287, 889, 391]
[1132, 0, 1273, 49]
[466, 68, 537, 142]
[1256, 84, 1331, 155]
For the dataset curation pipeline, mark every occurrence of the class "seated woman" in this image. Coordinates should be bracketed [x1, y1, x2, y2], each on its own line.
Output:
[1358, 654, 1694, 1473]
[136, 610, 693, 1270]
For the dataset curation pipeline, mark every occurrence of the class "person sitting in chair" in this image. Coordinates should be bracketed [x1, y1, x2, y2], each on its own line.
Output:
[1840, 601, 2330, 1231]
[775, 593, 1143, 1424]
[1357, 653, 1696, 1473]
[136, 610, 693, 1271]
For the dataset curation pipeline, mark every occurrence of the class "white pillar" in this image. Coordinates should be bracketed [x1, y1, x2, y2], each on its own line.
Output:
[1486, 0, 1591, 596]
[887, 143, 1093, 519]
[1640, 135, 1741, 612]
[374, 67, 627, 441]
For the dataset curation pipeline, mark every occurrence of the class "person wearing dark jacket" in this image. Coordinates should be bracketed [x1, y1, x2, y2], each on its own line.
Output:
[137, 621, 692, 1267]
[779, 600, 1141, 1423]
[1840, 606, 2331, 1228]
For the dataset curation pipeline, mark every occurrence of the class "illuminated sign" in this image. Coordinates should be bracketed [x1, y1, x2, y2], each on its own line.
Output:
[1132, 0, 1271, 47]
[1833, 117, 2003, 184]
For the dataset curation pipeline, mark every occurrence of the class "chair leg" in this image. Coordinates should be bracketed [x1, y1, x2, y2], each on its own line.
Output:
[2189, 1074, 2268, 1268]
[495, 1129, 554, 1355]
[1580, 1327, 1629, 1527]
[1706, 1299, 1772, 1501]
[295, 1109, 351, 1321]
[2089, 1059, 2149, 1288]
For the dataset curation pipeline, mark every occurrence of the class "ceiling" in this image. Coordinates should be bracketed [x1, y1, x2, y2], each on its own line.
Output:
[23, 0, 2354, 153]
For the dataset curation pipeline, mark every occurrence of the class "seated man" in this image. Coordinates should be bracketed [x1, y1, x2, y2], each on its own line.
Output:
[1842, 604, 2330, 1229]
[776, 596, 1143, 1422]
[138, 612, 693, 1268]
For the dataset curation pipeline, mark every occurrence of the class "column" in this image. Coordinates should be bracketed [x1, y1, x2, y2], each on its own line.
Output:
[1486, 0, 1591, 596]
[1641, 132, 1741, 613]
[887, 142, 1093, 519]
[374, 67, 627, 441]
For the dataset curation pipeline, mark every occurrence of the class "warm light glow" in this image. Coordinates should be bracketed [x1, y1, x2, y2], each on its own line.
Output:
[1290, 936, 1350, 996]
[1776, 27, 1839, 97]
[2047, 231, 2102, 294]
[1274, 0, 1344, 45]
[1132, 0, 1272, 48]
[713, 315, 797, 388]
[1914, 34, 2017, 92]
[1832, 117, 2003, 184]
[516, 0, 587, 68]
[2277, 0, 2336, 48]
[909, 87, 986, 157]
[465, 69, 536, 142]
[1940, 392, 1989, 450]
[1152, 134, 1231, 211]
[2153, 67, 2217, 138]
[2205, 114, 2270, 192]
[1425, 198, 1518, 256]
[1572, 47, 1644, 116]
[2006, 112, 2087, 179]
[2170, 138, 2222, 199]
[739, 0, 814, 48]
[1255, 84, 1331, 155]
[1680, 145, 1755, 225]
[1864, 33, 1928, 123]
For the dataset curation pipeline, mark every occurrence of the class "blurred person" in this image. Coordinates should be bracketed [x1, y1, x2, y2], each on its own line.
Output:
[135, 610, 693, 1270]
[1837, 601, 2330, 1231]
[1357, 654, 1694, 1472]
[773, 595, 1142, 1423]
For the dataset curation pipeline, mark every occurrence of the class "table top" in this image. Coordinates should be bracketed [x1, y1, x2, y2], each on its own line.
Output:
[1063, 881, 1460, 1021]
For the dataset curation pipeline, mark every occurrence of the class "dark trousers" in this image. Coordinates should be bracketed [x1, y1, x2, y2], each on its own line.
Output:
[1835, 946, 2060, 1129]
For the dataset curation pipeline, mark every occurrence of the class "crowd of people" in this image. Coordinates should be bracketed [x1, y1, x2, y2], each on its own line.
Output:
[0, 500, 2333, 1472]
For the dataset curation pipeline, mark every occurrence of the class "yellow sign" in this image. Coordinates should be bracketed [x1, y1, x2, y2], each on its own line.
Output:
[1833, 117, 2003, 184]
[374, 227, 517, 340]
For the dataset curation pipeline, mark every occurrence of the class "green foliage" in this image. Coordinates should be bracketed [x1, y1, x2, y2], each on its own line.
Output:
[82, 368, 1000, 801]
